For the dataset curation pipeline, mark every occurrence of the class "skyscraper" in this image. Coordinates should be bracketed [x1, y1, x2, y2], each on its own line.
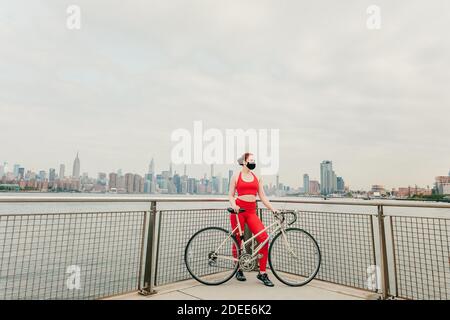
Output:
[39, 170, 47, 181]
[13, 164, 20, 178]
[97, 173, 107, 186]
[59, 164, 65, 180]
[125, 173, 134, 193]
[3, 162, 8, 175]
[211, 164, 214, 179]
[303, 174, 310, 194]
[72, 152, 80, 179]
[18, 168, 25, 180]
[337, 177, 345, 193]
[133, 174, 142, 193]
[49, 168, 56, 182]
[109, 172, 118, 190]
[320, 160, 334, 195]
[149, 158, 155, 175]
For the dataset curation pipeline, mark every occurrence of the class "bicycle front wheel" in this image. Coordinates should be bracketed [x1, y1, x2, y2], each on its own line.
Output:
[184, 227, 240, 285]
[269, 228, 321, 286]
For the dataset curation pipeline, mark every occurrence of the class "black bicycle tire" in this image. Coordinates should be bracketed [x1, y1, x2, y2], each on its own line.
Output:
[184, 226, 240, 286]
[268, 227, 321, 287]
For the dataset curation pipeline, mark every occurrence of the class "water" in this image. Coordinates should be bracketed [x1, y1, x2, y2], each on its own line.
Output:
[0, 193, 449, 299]
[1, 193, 449, 217]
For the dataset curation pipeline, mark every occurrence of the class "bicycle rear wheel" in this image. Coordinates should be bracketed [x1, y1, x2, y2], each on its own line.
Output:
[184, 227, 240, 285]
[269, 228, 321, 286]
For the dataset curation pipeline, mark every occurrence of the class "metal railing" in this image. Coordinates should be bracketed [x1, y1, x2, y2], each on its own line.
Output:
[0, 196, 449, 300]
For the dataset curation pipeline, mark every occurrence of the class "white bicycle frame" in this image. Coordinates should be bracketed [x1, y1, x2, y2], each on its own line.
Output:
[213, 211, 298, 263]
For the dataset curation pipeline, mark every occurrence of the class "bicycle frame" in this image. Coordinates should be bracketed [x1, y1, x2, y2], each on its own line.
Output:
[213, 212, 297, 263]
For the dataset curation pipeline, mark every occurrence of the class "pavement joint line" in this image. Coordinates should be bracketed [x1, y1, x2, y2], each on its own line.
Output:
[177, 290, 202, 300]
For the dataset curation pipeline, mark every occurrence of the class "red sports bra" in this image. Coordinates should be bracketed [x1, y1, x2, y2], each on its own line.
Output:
[236, 172, 259, 196]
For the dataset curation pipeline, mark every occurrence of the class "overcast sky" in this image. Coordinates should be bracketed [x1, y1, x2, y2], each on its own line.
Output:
[0, 0, 449, 190]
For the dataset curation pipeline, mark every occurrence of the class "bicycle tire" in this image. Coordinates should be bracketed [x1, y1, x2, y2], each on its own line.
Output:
[268, 227, 321, 287]
[184, 226, 240, 286]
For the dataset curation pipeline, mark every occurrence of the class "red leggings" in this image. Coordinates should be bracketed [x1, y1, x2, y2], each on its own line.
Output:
[230, 199, 269, 272]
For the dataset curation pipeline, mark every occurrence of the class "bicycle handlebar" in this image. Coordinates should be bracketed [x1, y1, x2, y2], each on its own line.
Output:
[276, 210, 298, 226]
[227, 207, 246, 214]
[226, 207, 297, 225]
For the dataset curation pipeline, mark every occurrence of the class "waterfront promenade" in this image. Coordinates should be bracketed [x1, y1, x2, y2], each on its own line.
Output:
[1, 196, 449, 300]
[105, 275, 375, 300]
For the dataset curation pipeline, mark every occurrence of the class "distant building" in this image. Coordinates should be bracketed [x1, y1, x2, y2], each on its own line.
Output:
[125, 173, 134, 193]
[133, 174, 143, 193]
[435, 176, 450, 195]
[18, 168, 25, 180]
[371, 185, 386, 197]
[303, 174, 310, 194]
[97, 173, 107, 186]
[49, 168, 56, 182]
[337, 177, 345, 193]
[117, 175, 125, 192]
[109, 173, 117, 190]
[72, 152, 80, 178]
[309, 180, 320, 195]
[59, 164, 65, 180]
[149, 158, 155, 175]
[320, 160, 335, 195]
[13, 164, 20, 178]
[394, 186, 432, 198]
[222, 177, 229, 195]
[38, 170, 46, 181]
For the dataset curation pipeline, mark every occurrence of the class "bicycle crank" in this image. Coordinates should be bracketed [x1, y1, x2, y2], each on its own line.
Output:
[238, 253, 257, 272]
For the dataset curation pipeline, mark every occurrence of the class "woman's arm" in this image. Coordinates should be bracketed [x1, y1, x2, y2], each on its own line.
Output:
[228, 172, 239, 211]
[257, 176, 277, 212]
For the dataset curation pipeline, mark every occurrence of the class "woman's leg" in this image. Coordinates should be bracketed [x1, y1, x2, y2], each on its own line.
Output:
[229, 212, 246, 259]
[245, 213, 269, 272]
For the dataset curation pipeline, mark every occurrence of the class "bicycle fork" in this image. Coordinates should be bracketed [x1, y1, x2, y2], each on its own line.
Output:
[280, 229, 300, 260]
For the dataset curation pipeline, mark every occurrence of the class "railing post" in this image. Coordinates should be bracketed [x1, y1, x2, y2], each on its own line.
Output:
[139, 201, 157, 295]
[377, 205, 390, 299]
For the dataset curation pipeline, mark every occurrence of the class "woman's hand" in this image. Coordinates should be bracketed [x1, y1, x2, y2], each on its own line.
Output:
[271, 208, 280, 214]
[233, 205, 241, 213]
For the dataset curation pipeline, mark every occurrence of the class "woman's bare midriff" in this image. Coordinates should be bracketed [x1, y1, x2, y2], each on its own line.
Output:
[237, 195, 257, 202]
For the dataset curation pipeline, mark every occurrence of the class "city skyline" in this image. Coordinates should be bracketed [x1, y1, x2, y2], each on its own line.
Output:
[1, 152, 447, 194]
[1, 2, 449, 191]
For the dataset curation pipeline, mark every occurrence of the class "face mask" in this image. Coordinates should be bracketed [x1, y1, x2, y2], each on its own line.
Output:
[246, 162, 256, 170]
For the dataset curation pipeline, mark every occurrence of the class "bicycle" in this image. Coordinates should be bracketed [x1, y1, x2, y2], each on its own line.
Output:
[184, 207, 321, 286]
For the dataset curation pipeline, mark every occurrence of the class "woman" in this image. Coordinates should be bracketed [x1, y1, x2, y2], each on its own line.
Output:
[228, 152, 278, 287]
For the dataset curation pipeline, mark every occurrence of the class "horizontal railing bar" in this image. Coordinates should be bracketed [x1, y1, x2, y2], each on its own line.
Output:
[0, 210, 147, 217]
[0, 196, 449, 208]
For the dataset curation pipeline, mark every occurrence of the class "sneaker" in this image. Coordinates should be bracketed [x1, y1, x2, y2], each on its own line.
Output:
[257, 272, 274, 287]
[235, 269, 246, 281]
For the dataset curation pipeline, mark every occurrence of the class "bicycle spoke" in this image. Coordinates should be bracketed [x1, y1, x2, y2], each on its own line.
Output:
[185, 227, 240, 285]
[269, 228, 321, 286]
